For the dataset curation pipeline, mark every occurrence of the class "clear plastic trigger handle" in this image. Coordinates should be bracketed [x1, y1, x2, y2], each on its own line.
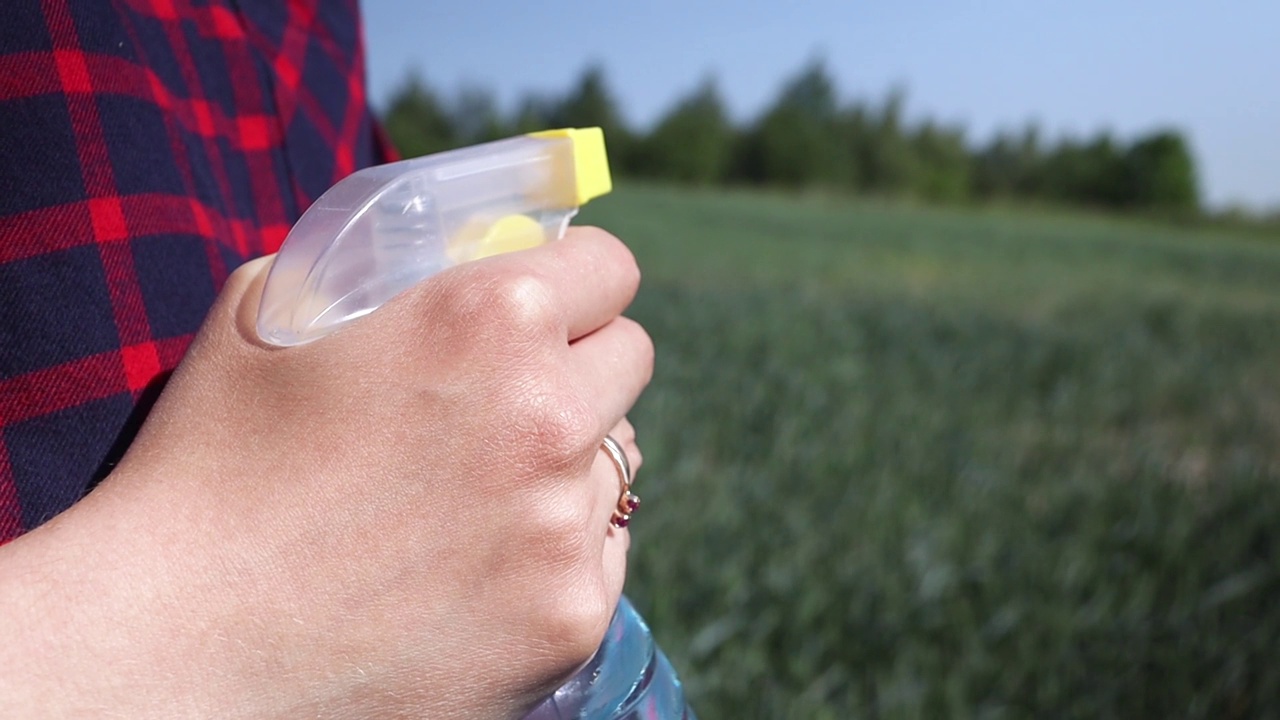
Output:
[256, 128, 611, 347]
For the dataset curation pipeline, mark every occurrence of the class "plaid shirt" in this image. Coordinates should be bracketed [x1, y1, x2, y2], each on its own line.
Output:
[0, 0, 393, 543]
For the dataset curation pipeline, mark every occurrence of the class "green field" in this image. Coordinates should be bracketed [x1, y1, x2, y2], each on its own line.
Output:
[579, 185, 1280, 719]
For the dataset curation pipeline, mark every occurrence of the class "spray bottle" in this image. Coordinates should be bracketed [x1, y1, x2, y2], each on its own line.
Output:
[256, 128, 695, 719]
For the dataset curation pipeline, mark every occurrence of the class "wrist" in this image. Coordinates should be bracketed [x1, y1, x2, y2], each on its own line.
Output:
[0, 465, 302, 717]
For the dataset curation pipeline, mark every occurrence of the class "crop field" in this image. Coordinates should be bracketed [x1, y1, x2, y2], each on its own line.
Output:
[579, 184, 1280, 719]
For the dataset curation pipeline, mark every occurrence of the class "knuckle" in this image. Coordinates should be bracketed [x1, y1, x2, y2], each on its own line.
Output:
[417, 266, 559, 344]
[478, 269, 560, 336]
[525, 491, 593, 560]
[512, 390, 598, 472]
[544, 584, 612, 662]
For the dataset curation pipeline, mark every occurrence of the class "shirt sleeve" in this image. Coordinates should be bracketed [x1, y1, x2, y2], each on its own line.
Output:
[0, 0, 392, 541]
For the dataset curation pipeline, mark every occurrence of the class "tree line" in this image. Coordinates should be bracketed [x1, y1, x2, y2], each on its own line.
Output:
[383, 61, 1203, 215]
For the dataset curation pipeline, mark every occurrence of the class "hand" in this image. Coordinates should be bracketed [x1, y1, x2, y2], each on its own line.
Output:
[0, 228, 652, 719]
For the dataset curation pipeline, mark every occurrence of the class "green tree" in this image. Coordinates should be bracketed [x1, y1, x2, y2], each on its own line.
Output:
[973, 126, 1046, 201]
[447, 84, 508, 145]
[381, 70, 457, 158]
[509, 94, 558, 135]
[1013, 124, 1047, 198]
[737, 60, 849, 187]
[860, 88, 919, 195]
[375, 63, 1208, 219]
[910, 120, 971, 202]
[835, 102, 873, 191]
[1043, 132, 1129, 208]
[1123, 130, 1199, 212]
[634, 78, 735, 185]
[548, 64, 636, 171]
[775, 58, 840, 120]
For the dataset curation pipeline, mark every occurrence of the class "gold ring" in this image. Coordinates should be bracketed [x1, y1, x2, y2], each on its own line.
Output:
[601, 435, 639, 529]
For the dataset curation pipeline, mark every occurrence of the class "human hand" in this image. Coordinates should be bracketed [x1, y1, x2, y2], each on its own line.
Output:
[0, 227, 651, 719]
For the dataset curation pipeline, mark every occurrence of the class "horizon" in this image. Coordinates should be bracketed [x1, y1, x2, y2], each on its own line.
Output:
[362, 0, 1279, 211]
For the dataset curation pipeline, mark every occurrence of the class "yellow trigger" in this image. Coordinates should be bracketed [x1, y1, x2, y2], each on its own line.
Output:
[449, 214, 547, 263]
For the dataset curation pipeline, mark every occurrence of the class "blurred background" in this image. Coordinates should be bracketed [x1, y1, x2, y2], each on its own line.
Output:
[363, 1, 1280, 716]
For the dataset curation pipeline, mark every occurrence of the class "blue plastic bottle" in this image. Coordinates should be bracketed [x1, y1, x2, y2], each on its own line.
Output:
[523, 597, 696, 719]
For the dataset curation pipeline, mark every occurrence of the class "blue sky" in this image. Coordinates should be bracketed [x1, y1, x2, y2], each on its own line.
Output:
[362, 0, 1279, 209]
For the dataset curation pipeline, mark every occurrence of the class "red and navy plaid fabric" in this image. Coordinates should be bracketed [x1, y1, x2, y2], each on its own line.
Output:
[0, 0, 394, 543]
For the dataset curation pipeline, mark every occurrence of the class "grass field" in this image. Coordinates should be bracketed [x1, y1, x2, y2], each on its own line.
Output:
[578, 185, 1280, 719]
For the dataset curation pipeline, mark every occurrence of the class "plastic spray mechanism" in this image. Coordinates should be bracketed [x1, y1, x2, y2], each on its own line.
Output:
[256, 127, 611, 346]
[256, 129, 695, 718]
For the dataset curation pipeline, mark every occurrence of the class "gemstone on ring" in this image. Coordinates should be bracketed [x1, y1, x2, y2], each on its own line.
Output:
[610, 493, 640, 529]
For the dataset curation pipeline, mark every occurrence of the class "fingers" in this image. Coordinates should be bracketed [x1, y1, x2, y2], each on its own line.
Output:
[563, 318, 649, 609]
[601, 522, 630, 609]
[456, 226, 641, 342]
[544, 228, 642, 341]
[567, 316, 655, 436]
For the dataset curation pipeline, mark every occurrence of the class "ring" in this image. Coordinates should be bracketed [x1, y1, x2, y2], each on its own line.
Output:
[601, 435, 640, 529]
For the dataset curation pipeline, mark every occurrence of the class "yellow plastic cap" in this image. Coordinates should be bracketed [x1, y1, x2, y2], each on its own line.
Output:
[528, 127, 613, 205]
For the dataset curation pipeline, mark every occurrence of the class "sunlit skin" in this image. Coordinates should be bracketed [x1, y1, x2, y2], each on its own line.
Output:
[0, 228, 650, 719]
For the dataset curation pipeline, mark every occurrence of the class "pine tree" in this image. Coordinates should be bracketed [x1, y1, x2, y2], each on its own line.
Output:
[382, 70, 457, 158]
[635, 78, 735, 185]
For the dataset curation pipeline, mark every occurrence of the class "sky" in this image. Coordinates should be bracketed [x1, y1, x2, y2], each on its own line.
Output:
[362, 0, 1280, 210]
